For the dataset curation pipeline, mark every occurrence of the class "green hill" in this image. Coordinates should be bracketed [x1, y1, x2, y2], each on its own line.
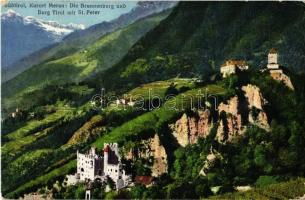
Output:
[2, 11, 171, 113]
[1, 78, 202, 197]
[4, 71, 305, 199]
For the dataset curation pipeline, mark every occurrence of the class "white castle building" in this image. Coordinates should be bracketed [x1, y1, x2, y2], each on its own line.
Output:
[65, 143, 131, 190]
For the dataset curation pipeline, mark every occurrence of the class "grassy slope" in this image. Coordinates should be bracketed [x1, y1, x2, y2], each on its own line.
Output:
[1, 101, 94, 194]
[126, 78, 197, 99]
[93, 84, 226, 148]
[2, 103, 75, 157]
[4, 80, 226, 198]
[2, 11, 170, 112]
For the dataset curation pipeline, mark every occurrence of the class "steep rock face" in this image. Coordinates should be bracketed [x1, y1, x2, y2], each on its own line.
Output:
[241, 84, 266, 110]
[150, 134, 168, 177]
[218, 96, 240, 115]
[216, 96, 245, 143]
[242, 84, 270, 130]
[171, 84, 270, 145]
[169, 110, 213, 147]
[170, 114, 189, 147]
[249, 111, 269, 130]
[198, 110, 213, 139]
[270, 71, 294, 90]
[125, 134, 168, 177]
[216, 85, 270, 143]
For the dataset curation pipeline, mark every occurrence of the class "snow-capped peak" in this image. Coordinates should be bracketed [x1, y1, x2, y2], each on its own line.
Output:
[2, 10, 85, 37]
[2, 9, 20, 17]
[1, 9, 23, 21]
[22, 15, 84, 36]
[1, 9, 86, 67]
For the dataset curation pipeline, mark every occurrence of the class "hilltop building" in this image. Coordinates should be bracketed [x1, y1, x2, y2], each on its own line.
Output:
[220, 60, 249, 77]
[267, 48, 279, 69]
[65, 143, 131, 190]
[115, 98, 135, 107]
[266, 49, 294, 90]
[219, 49, 294, 90]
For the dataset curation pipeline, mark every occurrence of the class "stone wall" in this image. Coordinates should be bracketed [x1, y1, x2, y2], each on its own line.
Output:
[270, 70, 294, 90]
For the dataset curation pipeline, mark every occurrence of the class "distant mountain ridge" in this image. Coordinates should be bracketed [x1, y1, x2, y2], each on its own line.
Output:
[2, 10, 173, 113]
[1, 9, 84, 68]
[64, 1, 177, 42]
[2, 1, 177, 82]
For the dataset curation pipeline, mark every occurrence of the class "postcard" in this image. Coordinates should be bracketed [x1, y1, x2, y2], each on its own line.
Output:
[1, 1, 305, 199]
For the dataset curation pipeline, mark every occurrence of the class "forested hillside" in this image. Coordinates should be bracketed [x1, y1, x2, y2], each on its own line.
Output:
[90, 1, 305, 92]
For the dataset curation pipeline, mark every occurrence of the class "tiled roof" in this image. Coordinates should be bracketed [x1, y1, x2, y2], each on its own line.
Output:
[135, 176, 154, 185]
[269, 48, 277, 54]
[104, 145, 110, 153]
[221, 60, 247, 67]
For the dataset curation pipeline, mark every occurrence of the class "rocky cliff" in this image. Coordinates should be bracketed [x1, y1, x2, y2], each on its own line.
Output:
[169, 109, 213, 147]
[125, 134, 168, 177]
[216, 96, 245, 142]
[270, 70, 294, 90]
[170, 84, 270, 145]
[242, 84, 270, 130]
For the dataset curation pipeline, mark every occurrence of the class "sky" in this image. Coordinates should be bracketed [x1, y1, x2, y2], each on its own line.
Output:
[1, 1, 138, 27]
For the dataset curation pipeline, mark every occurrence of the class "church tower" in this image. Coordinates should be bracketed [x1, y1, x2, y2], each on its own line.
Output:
[267, 48, 279, 69]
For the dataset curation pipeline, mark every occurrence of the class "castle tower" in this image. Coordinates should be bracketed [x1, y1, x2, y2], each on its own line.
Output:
[267, 48, 279, 69]
[103, 144, 110, 172]
[90, 147, 96, 155]
[76, 147, 102, 181]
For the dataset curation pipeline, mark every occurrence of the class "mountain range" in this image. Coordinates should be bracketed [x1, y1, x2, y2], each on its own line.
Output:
[2, 1, 177, 82]
[1, 9, 84, 69]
